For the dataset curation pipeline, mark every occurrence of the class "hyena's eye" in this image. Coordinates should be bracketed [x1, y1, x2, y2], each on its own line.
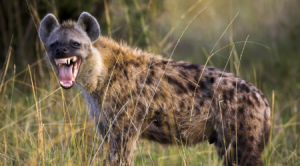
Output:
[73, 42, 81, 47]
[50, 42, 57, 49]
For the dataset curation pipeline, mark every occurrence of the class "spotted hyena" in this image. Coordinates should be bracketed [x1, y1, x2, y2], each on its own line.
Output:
[39, 12, 271, 165]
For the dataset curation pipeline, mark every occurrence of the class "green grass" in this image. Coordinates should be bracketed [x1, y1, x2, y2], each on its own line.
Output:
[1, 0, 300, 165]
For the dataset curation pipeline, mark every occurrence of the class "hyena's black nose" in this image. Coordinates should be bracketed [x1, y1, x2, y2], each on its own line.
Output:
[55, 47, 68, 55]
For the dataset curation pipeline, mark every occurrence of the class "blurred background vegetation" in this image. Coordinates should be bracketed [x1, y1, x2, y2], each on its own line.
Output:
[0, 0, 300, 165]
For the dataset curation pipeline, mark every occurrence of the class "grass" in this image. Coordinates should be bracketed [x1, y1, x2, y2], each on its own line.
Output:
[1, 0, 300, 165]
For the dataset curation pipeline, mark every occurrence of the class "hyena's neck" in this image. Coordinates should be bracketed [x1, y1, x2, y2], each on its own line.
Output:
[95, 36, 146, 69]
[75, 46, 107, 93]
[77, 36, 151, 94]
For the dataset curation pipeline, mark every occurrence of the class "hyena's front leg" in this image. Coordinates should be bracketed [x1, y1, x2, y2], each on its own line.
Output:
[96, 113, 109, 140]
[108, 122, 139, 166]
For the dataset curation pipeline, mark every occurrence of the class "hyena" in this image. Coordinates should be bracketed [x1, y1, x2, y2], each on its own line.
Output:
[39, 12, 271, 166]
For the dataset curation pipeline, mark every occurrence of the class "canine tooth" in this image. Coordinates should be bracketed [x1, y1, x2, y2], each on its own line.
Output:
[74, 69, 77, 76]
[60, 81, 63, 85]
[72, 57, 77, 62]
[55, 59, 58, 65]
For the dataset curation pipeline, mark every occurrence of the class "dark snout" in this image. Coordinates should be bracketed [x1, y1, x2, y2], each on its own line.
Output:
[55, 46, 69, 55]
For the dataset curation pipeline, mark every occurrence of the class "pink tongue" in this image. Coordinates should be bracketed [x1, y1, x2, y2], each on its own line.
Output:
[59, 64, 73, 82]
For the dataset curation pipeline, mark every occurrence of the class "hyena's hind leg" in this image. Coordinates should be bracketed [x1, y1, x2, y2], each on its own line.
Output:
[214, 128, 265, 166]
[214, 110, 271, 166]
[223, 129, 269, 166]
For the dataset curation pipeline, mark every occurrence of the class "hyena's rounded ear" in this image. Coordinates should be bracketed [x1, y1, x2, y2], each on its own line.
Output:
[75, 12, 101, 42]
[39, 14, 59, 44]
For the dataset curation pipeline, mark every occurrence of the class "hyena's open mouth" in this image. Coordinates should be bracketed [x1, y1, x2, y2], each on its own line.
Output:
[54, 56, 81, 89]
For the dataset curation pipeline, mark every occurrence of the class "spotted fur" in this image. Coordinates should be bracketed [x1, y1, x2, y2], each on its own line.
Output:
[40, 12, 271, 166]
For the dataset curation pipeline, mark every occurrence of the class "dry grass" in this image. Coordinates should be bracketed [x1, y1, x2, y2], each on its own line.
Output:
[0, 0, 300, 165]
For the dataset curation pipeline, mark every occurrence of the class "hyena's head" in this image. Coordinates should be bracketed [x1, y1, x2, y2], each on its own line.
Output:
[39, 12, 100, 89]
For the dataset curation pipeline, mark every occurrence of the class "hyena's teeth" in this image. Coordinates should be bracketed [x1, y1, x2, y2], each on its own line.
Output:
[72, 57, 77, 62]
[60, 81, 73, 87]
[74, 63, 78, 76]
[55, 59, 58, 65]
